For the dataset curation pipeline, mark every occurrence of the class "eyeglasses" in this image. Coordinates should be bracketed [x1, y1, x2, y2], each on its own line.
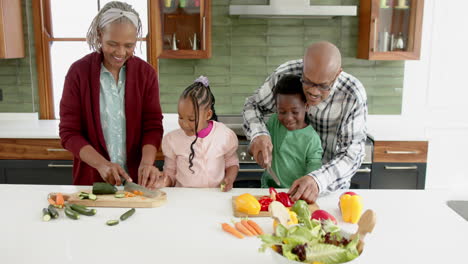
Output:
[300, 77, 334, 92]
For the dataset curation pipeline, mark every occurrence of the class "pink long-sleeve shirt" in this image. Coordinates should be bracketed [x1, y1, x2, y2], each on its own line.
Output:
[162, 121, 239, 187]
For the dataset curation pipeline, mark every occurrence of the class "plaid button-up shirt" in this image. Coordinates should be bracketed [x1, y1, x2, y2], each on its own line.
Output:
[242, 59, 368, 195]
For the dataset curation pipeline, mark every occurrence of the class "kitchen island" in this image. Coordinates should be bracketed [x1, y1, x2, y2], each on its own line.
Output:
[0, 185, 466, 264]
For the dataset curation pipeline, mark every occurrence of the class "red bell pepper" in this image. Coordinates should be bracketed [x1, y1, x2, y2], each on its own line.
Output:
[258, 196, 273, 211]
[269, 187, 293, 207]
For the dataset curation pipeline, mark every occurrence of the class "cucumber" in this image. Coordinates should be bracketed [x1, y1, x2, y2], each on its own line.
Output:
[92, 182, 117, 194]
[106, 220, 119, 226]
[78, 192, 98, 200]
[114, 193, 125, 198]
[47, 205, 59, 219]
[120, 208, 136, 221]
[64, 207, 80, 220]
[70, 204, 96, 216]
[42, 208, 51, 222]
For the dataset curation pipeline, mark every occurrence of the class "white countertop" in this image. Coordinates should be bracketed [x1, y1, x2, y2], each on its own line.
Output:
[0, 185, 466, 264]
[0, 113, 427, 141]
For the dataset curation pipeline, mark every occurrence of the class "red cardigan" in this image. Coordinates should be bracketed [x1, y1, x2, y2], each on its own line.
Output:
[59, 52, 164, 185]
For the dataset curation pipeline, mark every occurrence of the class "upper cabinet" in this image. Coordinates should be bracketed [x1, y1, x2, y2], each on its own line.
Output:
[0, 0, 25, 59]
[150, 0, 211, 59]
[357, 0, 424, 60]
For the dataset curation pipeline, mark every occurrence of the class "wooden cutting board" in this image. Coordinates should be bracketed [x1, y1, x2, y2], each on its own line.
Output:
[232, 195, 319, 217]
[49, 190, 167, 208]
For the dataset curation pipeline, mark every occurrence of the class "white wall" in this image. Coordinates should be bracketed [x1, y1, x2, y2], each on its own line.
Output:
[368, 0, 468, 190]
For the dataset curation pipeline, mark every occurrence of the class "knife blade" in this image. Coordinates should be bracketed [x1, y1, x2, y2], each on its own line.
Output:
[121, 178, 163, 198]
[266, 166, 281, 186]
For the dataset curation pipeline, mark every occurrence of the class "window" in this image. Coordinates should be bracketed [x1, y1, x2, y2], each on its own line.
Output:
[33, 0, 158, 119]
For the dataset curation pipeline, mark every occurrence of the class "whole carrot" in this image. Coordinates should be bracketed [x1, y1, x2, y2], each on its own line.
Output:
[55, 193, 65, 206]
[241, 220, 258, 236]
[221, 223, 244, 239]
[234, 222, 254, 236]
[247, 220, 264, 235]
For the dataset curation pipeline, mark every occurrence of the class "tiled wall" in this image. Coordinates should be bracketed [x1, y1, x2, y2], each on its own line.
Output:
[0, 0, 38, 113]
[0, 0, 403, 115]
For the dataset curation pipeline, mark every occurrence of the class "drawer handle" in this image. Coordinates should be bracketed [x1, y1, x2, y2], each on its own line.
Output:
[356, 168, 371, 173]
[48, 164, 73, 168]
[47, 148, 68, 152]
[385, 150, 419, 154]
[384, 166, 418, 170]
[238, 168, 264, 173]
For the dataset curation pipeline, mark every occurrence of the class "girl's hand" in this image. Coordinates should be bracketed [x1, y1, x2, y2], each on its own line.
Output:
[221, 174, 236, 192]
[97, 162, 131, 186]
[153, 171, 169, 188]
[138, 164, 162, 189]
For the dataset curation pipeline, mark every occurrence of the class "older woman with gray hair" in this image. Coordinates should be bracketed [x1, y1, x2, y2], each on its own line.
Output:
[59, 1, 164, 189]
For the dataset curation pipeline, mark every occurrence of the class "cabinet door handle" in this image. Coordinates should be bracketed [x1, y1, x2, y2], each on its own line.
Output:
[384, 166, 418, 170]
[385, 150, 419, 154]
[48, 164, 73, 168]
[238, 168, 264, 173]
[47, 148, 67, 152]
[202, 16, 206, 50]
[356, 168, 372, 173]
[372, 17, 378, 52]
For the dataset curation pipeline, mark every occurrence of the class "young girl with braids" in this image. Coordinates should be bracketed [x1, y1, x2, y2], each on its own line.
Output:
[157, 76, 239, 191]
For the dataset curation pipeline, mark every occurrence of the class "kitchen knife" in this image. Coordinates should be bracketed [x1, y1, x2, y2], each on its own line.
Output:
[266, 166, 281, 186]
[120, 177, 163, 198]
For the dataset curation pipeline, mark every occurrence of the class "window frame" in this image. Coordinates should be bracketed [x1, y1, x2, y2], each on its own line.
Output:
[32, 0, 160, 119]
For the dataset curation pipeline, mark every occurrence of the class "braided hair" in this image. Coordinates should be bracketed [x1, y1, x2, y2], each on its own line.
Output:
[181, 76, 218, 173]
[86, 1, 142, 52]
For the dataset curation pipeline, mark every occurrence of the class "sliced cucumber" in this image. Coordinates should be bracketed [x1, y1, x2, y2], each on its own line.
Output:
[64, 207, 80, 220]
[47, 205, 59, 219]
[106, 219, 119, 226]
[79, 192, 98, 200]
[70, 204, 96, 216]
[120, 208, 136, 221]
[42, 208, 51, 222]
[114, 193, 125, 198]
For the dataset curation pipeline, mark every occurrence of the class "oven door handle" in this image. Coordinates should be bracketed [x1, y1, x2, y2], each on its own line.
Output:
[356, 168, 372, 173]
[238, 168, 265, 173]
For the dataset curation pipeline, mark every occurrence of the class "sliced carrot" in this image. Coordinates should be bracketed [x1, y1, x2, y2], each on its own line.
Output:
[48, 198, 56, 205]
[221, 223, 244, 239]
[55, 193, 64, 206]
[241, 220, 258, 236]
[235, 222, 254, 236]
[247, 220, 264, 235]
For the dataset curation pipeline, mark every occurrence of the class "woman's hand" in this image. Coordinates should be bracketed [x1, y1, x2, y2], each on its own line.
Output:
[153, 171, 171, 188]
[138, 163, 162, 189]
[96, 162, 131, 186]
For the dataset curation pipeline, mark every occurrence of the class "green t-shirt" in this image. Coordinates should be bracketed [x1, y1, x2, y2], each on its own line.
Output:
[261, 114, 323, 188]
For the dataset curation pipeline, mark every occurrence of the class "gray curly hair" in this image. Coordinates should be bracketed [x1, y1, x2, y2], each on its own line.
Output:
[86, 1, 142, 52]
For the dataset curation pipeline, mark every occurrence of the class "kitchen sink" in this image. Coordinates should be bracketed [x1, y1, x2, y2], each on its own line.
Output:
[447, 200, 468, 221]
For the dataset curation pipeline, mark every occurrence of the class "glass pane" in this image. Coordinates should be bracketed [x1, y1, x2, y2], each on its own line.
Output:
[160, 0, 202, 51]
[51, 41, 147, 119]
[376, 0, 412, 52]
[50, 0, 148, 38]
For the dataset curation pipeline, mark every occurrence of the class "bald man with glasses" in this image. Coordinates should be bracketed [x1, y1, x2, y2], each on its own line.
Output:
[243, 41, 368, 203]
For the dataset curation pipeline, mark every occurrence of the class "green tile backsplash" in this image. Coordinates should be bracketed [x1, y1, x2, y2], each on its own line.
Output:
[0, 0, 403, 116]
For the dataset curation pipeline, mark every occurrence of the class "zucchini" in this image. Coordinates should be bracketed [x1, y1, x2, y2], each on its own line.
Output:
[120, 208, 136, 221]
[106, 220, 119, 226]
[114, 193, 125, 198]
[78, 192, 98, 200]
[42, 208, 51, 222]
[70, 204, 96, 216]
[47, 205, 59, 219]
[92, 182, 117, 194]
[64, 207, 80, 220]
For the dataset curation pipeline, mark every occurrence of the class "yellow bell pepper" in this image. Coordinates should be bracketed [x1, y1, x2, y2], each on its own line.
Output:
[339, 192, 363, 224]
[273, 209, 298, 229]
[235, 193, 261, 215]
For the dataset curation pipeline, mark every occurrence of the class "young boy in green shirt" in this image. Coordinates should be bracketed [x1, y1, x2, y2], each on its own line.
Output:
[261, 74, 323, 188]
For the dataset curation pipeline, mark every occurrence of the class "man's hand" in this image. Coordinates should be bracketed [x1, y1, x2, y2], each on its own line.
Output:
[96, 162, 131, 186]
[288, 176, 320, 203]
[250, 135, 273, 168]
[138, 164, 162, 189]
